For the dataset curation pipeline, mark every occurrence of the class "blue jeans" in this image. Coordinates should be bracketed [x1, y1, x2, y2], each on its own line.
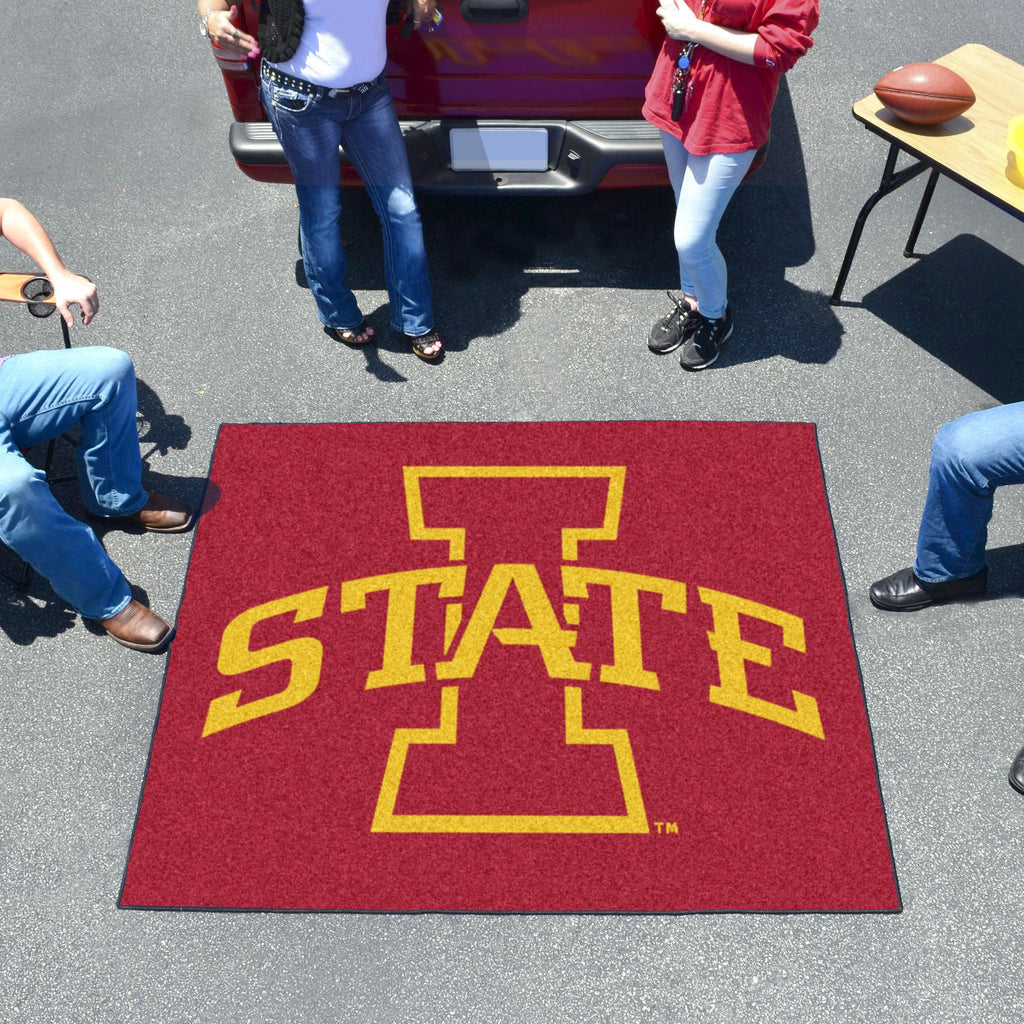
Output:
[660, 132, 756, 320]
[914, 402, 1024, 582]
[0, 347, 147, 618]
[261, 69, 434, 336]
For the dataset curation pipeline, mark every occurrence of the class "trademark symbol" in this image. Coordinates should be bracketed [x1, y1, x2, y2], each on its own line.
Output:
[653, 821, 679, 835]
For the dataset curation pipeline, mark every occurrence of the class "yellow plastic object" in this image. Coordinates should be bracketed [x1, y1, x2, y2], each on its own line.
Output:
[1008, 115, 1024, 187]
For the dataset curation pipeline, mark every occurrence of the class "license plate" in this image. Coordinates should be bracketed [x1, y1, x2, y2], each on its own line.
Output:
[449, 128, 549, 172]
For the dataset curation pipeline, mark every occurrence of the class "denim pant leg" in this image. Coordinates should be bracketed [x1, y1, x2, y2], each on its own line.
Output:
[914, 402, 1024, 582]
[660, 132, 755, 320]
[261, 79, 364, 331]
[0, 347, 144, 618]
[341, 82, 433, 336]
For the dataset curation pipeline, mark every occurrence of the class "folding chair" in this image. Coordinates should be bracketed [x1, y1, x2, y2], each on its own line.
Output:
[0, 273, 73, 589]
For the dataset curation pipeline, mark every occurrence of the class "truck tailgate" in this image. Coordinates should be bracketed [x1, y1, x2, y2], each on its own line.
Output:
[388, 0, 664, 118]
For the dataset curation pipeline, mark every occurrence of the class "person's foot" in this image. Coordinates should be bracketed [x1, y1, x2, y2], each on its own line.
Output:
[328, 320, 375, 347]
[1009, 745, 1024, 795]
[119, 493, 193, 533]
[404, 329, 444, 362]
[99, 599, 173, 652]
[648, 292, 698, 354]
[868, 566, 987, 611]
[680, 307, 733, 371]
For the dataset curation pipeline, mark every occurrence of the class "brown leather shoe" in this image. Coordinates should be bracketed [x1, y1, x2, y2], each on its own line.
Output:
[100, 600, 173, 652]
[122, 493, 193, 533]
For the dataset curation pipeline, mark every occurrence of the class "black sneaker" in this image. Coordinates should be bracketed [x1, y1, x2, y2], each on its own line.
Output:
[648, 292, 699, 354]
[680, 307, 733, 371]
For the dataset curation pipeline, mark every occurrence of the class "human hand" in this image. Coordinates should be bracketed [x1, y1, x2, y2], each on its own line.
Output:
[206, 5, 260, 59]
[51, 270, 98, 327]
[656, 0, 702, 43]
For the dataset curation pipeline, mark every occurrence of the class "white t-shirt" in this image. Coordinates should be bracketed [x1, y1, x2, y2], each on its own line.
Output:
[270, 0, 390, 89]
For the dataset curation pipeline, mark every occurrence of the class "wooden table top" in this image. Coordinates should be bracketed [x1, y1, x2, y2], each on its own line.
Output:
[853, 43, 1024, 217]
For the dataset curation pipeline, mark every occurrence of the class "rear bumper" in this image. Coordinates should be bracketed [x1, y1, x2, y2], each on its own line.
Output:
[229, 118, 668, 194]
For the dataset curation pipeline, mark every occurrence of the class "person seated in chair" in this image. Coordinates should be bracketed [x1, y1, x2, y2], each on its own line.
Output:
[0, 197, 191, 652]
[869, 400, 1024, 794]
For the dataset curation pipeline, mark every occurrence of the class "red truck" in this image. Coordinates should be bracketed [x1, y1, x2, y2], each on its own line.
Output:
[213, 0, 671, 194]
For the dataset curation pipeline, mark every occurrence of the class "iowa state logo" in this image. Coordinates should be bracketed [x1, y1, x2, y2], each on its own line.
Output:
[123, 422, 899, 912]
[203, 463, 823, 834]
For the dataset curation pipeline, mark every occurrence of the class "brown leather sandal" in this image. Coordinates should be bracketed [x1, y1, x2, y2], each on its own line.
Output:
[329, 320, 375, 347]
[405, 329, 443, 362]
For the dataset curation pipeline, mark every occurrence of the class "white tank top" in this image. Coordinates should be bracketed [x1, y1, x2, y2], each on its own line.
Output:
[270, 0, 390, 89]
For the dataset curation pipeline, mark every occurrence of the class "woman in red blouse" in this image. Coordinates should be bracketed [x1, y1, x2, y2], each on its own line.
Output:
[643, 0, 818, 369]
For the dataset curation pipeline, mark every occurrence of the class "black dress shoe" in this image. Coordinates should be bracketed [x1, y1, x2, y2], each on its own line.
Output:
[1010, 745, 1024, 796]
[869, 566, 987, 611]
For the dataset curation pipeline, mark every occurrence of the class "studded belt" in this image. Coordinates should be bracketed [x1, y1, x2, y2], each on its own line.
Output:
[261, 61, 379, 97]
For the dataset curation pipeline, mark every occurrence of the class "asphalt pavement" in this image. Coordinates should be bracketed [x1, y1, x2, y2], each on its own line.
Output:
[1, 1, 1022, 1021]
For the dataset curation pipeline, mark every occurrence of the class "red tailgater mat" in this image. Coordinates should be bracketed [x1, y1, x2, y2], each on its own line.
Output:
[120, 422, 900, 913]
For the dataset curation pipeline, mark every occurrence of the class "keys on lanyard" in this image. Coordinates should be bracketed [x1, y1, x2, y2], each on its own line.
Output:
[668, 0, 708, 120]
[671, 44, 696, 121]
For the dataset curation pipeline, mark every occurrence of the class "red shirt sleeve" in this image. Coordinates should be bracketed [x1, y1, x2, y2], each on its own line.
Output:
[752, 0, 819, 73]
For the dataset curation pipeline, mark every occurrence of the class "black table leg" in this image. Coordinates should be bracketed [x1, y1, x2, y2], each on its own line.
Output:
[830, 142, 932, 305]
[904, 168, 940, 257]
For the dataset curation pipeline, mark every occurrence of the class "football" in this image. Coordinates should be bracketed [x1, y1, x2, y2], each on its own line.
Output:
[874, 62, 976, 126]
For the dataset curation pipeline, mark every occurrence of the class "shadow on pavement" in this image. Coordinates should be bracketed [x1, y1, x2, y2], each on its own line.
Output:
[719, 77, 843, 368]
[136, 377, 192, 461]
[984, 542, 1024, 600]
[0, 585, 77, 645]
[861, 234, 1024, 404]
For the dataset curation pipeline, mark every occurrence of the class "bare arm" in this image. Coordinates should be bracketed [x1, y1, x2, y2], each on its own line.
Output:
[197, 1, 259, 58]
[656, 0, 757, 65]
[0, 197, 99, 326]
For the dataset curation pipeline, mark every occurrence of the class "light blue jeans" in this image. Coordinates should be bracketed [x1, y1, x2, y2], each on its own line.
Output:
[0, 346, 146, 618]
[261, 68, 434, 337]
[660, 131, 756, 320]
[914, 402, 1024, 582]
